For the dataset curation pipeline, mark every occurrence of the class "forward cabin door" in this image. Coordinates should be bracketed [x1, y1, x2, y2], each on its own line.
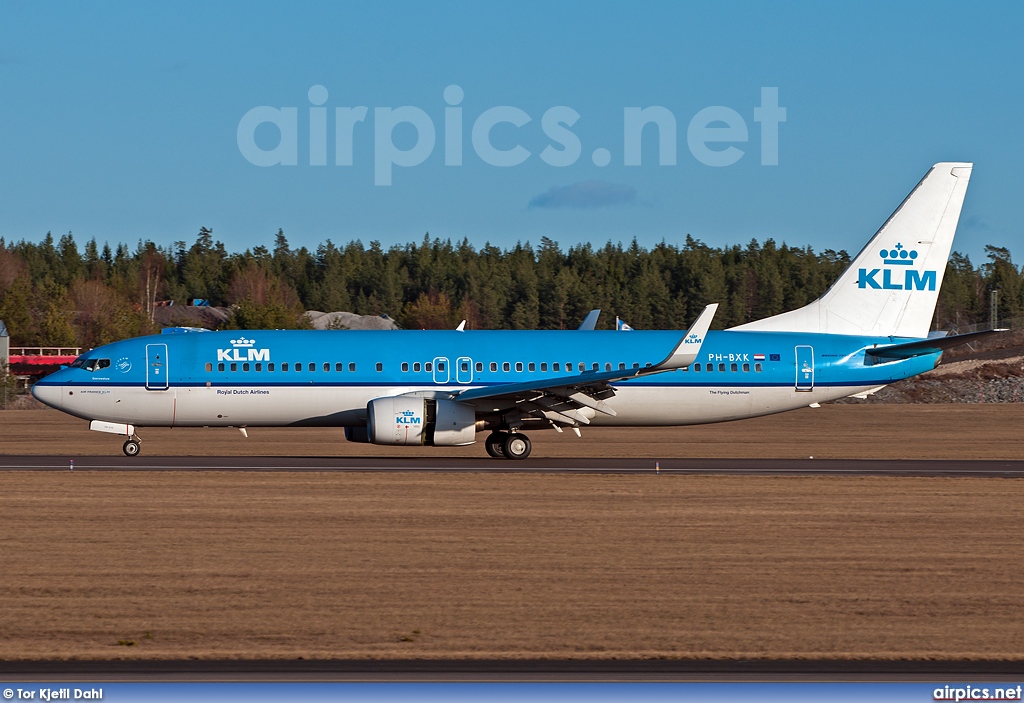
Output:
[146, 343, 169, 391]
[795, 345, 814, 392]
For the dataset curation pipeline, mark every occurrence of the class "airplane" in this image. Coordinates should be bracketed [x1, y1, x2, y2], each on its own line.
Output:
[33, 162, 996, 460]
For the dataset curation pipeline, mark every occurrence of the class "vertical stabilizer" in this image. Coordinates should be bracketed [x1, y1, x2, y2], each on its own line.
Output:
[732, 162, 972, 338]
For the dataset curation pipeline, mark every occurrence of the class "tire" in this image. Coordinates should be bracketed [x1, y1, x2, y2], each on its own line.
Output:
[123, 440, 141, 457]
[485, 432, 506, 458]
[502, 433, 531, 460]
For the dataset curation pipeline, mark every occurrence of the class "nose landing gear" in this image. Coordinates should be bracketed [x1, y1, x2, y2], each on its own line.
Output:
[484, 431, 532, 460]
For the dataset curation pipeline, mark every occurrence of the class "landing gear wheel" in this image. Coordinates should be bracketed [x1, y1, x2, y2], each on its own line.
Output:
[485, 432, 506, 459]
[122, 439, 141, 457]
[502, 433, 531, 460]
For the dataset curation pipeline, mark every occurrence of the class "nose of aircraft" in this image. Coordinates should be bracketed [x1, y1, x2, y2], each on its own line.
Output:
[31, 381, 63, 410]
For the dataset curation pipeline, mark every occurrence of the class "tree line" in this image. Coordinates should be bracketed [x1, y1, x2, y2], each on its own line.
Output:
[0, 228, 1015, 349]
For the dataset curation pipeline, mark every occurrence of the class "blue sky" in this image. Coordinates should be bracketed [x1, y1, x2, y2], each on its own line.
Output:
[1, 1, 1021, 263]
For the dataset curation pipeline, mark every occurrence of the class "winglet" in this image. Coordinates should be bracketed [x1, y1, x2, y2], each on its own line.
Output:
[654, 303, 718, 371]
[456, 320, 466, 331]
[577, 309, 601, 331]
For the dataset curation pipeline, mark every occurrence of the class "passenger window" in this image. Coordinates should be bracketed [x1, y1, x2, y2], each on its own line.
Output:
[268, 363, 275, 372]
[592, 363, 599, 371]
[461, 361, 469, 372]
[718, 363, 725, 372]
[694, 363, 701, 371]
[256, 363, 262, 372]
[335, 363, 343, 372]
[528, 362, 535, 372]
[414, 362, 421, 372]
[755, 363, 762, 372]
[402, 362, 409, 372]
[230, 363, 237, 372]
[282, 363, 289, 371]
[490, 362, 497, 372]
[323, 363, 330, 372]
[515, 362, 523, 372]
[349, 362, 356, 372]
[633, 363, 640, 369]
[502, 362, 510, 372]
[646, 362, 653, 368]
[426, 362, 433, 372]
[294, 362, 301, 372]
[618, 363, 625, 370]
[243, 363, 250, 372]
[553, 363, 559, 371]
[475, 362, 483, 372]
[743, 363, 749, 372]
[579, 363, 586, 372]
[706, 364, 713, 372]
[730, 363, 737, 372]
[438, 362, 445, 372]
[205, 362, 212, 372]
[541, 363, 548, 372]
[218, 362, 225, 372]
[376, 362, 383, 372]
[605, 363, 611, 371]
[308, 363, 315, 372]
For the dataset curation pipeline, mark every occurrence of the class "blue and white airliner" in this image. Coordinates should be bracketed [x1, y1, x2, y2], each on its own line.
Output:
[33, 163, 994, 459]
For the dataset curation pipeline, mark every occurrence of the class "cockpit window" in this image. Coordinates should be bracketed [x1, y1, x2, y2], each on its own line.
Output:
[74, 358, 111, 372]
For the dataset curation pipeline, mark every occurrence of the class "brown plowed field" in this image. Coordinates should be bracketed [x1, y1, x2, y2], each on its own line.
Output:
[1, 406, 1023, 660]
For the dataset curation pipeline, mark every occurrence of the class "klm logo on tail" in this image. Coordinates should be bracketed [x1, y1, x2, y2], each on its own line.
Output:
[857, 244, 936, 291]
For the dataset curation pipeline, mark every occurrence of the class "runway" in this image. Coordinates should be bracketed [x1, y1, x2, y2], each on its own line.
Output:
[2, 455, 1024, 476]
[2, 657, 1023, 682]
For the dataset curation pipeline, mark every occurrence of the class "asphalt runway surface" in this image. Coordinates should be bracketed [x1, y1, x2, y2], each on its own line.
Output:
[1, 658, 1023, 682]
[3, 455, 1024, 476]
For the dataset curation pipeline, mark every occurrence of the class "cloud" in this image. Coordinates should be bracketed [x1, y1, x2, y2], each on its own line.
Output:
[528, 180, 638, 209]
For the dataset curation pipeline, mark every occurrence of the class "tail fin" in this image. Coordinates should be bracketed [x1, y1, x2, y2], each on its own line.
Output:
[732, 162, 973, 338]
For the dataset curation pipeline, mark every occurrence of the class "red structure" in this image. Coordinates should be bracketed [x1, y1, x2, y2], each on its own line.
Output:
[8, 347, 81, 379]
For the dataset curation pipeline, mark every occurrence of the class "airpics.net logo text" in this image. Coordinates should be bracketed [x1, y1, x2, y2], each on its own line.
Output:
[237, 85, 786, 185]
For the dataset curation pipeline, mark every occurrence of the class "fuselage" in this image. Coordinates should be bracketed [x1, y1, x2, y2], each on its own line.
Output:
[32, 328, 939, 429]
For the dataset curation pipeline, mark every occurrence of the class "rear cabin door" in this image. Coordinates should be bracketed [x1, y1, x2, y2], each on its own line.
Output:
[795, 345, 814, 392]
[146, 343, 169, 390]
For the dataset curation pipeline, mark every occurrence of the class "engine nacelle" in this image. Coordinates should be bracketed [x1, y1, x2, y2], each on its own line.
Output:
[366, 396, 476, 446]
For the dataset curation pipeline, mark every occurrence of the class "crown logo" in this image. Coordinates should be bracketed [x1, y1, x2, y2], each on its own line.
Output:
[230, 337, 255, 348]
[401, 410, 416, 416]
[879, 243, 918, 266]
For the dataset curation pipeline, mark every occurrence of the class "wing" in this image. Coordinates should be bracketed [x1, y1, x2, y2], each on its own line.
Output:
[448, 304, 718, 428]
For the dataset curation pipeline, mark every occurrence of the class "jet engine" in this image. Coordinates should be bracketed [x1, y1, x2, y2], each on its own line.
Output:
[365, 396, 477, 446]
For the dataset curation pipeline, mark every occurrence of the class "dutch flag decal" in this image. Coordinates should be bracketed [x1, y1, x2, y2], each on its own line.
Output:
[754, 354, 765, 361]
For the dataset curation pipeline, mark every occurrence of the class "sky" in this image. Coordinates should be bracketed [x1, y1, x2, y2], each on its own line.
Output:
[1, 1, 1022, 263]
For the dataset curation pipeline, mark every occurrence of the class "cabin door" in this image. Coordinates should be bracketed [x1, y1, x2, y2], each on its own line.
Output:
[795, 345, 814, 392]
[145, 344, 169, 391]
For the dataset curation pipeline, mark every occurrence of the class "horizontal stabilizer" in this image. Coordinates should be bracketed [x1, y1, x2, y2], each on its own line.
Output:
[866, 329, 1005, 360]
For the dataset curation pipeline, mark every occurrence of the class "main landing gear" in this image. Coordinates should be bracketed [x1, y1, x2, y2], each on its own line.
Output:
[122, 437, 141, 457]
[484, 431, 532, 460]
